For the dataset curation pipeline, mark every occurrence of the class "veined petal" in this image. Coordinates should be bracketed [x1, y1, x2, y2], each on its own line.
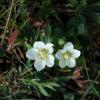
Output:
[67, 58, 76, 68]
[33, 41, 45, 49]
[34, 60, 46, 71]
[55, 50, 62, 60]
[46, 55, 54, 67]
[71, 49, 81, 58]
[59, 58, 67, 68]
[26, 48, 37, 60]
[45, 43, 54, 54]
[63, 42, 74, 51]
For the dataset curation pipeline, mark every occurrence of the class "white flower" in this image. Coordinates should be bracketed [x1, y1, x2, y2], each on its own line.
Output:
[55, 42, 81, 68]
[26, 41, 54, 71]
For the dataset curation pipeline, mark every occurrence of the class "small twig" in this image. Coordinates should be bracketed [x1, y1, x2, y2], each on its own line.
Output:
[21, 18, 30, 29]
[1, 0, 15, 45]
[14, 50, 33, 75]
[0, 35, 9, 40]
[20, 68, 33, 77]
[81, 75, 99, 100]
[82, 54, 99, 98]
[0, 9, 9, 18]
[17, 48, 24, 59]
[12, 86, 20, 96]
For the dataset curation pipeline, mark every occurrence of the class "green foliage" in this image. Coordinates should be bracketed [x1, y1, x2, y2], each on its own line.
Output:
[23, 79, 60, 97]
[0, 0, 100, 99]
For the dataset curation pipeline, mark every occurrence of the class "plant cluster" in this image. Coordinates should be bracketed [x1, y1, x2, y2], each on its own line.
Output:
[0, 0, 100, 100]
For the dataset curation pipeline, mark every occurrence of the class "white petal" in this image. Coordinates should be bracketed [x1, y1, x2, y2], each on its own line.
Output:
[45, 43, 54, 54]
[26, 48, 37, 60]
[46, 55, 54, 67]
[63, 42, 74, 51]
[34, 60, 46, 71]
[55, 50, 62, 60]
[33, 41, 45, 49]
[46, 43, 53, 47]
[67, 58, 76, 68]
[71, 49, 81, 58]
[59, 58, 67, 68]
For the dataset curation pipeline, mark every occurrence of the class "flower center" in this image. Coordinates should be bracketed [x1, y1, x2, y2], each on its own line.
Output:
[38, 48, 48, 59]
[63, 51, 72, 59]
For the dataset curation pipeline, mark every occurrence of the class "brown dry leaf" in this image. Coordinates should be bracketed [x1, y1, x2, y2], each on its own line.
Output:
[74, 79, 85, 89]
[72, 69, 87, 89]
[7, 30, 18, 52]
[33, 20, 46, 30]
[0, 74, 4, 84]
[73, 68, 82, 79]
[33, 20, 44, 27]
[0, 59, 3, 64]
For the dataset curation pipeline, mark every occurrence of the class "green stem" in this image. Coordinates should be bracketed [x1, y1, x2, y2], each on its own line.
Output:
[82, 53, 99, 96]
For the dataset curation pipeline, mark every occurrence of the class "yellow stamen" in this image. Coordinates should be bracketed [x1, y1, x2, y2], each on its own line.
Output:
[38, 48, 48, 59]
[63, 51, 71, 59]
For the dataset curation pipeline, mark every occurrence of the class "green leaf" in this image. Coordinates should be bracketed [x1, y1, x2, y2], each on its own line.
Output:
[29, 79, 59, 96]
[48, 82, 60, 87]
[43, 82, 60, 91]
[42, 0, 51, 8]
[68, 0, 78, 7]
[45, 24, 51, 36]
[25, 43, 32, 49]
[45, 85, 56, 91]
[64, 93, 74, 100]
[37, 83, 50, 96]
[80, 0, 87, 6]
[86, 2, 100, 12]
[45, 24, 52, 42]
[78, 23, 86, 34]
[66, 17, 79, 33]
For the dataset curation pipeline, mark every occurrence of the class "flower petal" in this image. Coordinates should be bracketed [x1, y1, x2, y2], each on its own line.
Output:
[63, 42, 74, 51]
[71, 49, 81, 58]
[45, 43, 54, 54]
[46, 55, 54, 67]
[55, 50, 62, 60]
[33, 41, 45, 49]
[67, 58, 76, 68]
[34, 60, 46, 71]
[26, 48, 37, 60]
[59, 58, 67, 68]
